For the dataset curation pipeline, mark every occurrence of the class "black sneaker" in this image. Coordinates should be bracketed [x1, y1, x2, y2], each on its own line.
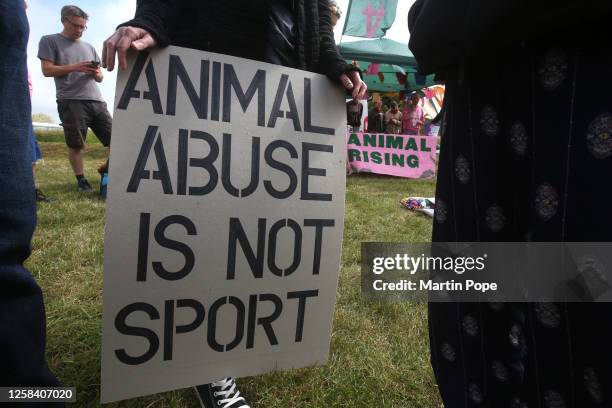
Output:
[35, 188, 54, 202]
[77, 178, 93, 192]
[194, 378, 251, 408]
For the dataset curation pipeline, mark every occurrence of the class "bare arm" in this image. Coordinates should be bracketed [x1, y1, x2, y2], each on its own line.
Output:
[40, 59, 98, 77]
[94, 67, 103, 83]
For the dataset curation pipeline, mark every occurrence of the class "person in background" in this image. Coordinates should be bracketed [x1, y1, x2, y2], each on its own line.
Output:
[102, 1, 367, 407]
[328, 0, 341, 27]
[384, 101, 402, 134]
[346, 97, 363, 132]
[367, 99, 385, 133]
[402, 92, 424, 135]
[38, 5, 112, 193]
[0, 0, 63, 402]
[24, 0, 53, 203]
[28, 72, 54, 203]
[410, 0, 612, 406]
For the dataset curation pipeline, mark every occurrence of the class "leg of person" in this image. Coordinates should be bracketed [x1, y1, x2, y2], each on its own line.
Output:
[194, 378, 250, 408]
[88, 101, 112, 176]
[67, 147, 84, 175]
[29, 121, 53, 202]
[0, 2, 63, 406]
[57, 100, 91, 191]
[69, 147, 92, 192]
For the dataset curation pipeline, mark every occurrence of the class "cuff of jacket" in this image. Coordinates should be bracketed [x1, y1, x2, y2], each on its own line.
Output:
[117, 15, 170, 48]
[330, 62, 362, 83]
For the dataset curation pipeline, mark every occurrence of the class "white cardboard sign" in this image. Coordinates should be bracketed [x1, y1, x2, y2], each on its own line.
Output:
[101, 46, 346, 403]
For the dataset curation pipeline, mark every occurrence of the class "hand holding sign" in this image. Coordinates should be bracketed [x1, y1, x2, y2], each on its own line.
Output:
[340, 70, 368, 100]
[102, 26, 157, 71]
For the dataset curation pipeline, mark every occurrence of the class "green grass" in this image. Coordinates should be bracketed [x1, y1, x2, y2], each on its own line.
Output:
[29, 134, 441, 407]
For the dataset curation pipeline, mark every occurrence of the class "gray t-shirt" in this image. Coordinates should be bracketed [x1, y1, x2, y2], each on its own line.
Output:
[37, 33, 104, 102]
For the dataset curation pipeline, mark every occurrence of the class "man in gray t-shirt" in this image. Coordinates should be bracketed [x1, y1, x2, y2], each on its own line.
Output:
[38, 5, 112, 193]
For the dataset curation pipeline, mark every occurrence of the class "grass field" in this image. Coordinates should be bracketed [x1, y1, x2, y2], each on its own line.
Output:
[29, 131, 441, 407]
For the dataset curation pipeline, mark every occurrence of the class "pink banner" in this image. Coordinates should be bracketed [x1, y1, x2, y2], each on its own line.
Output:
[346, 132, 438, 179]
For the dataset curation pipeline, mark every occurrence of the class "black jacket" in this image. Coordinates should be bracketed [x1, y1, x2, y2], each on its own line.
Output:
[120, 0, 357, 82]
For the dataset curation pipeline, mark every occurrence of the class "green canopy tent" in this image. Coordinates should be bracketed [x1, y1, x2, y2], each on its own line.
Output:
[350, 62, 436, 93]
[339, 38, 415, 65]
[339, 38, 437, 92]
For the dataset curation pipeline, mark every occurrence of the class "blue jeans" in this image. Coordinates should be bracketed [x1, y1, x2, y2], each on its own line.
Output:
[0, 0, 61, 399]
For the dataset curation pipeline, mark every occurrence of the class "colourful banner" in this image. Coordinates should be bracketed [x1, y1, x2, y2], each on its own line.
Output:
[346, 132, 437, 179]
[342, 0, 399, 38]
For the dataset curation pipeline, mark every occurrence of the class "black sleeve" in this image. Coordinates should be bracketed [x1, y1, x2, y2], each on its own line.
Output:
[316, 0, 361, 82]
[409, 0, 612, 74]
[116, 0, 180, 47]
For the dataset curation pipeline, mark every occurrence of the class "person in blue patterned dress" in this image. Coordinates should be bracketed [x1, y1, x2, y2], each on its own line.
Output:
[409, 1, 612, 406]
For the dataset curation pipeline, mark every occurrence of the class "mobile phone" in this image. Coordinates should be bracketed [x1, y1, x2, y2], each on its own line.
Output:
[90, 60, 100, 68]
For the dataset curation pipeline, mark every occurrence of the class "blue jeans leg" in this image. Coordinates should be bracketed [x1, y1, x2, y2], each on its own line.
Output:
[0, 0, 62, 401]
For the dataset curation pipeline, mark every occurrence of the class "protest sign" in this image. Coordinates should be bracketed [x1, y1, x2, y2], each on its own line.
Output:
[346, 132, 437, 178]
[101, 46, 346, 403]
